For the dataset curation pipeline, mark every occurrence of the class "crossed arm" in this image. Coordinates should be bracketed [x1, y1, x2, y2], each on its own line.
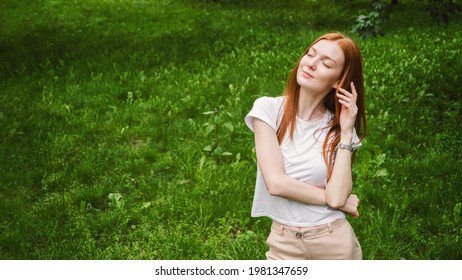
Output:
[252, 118, 359, 217]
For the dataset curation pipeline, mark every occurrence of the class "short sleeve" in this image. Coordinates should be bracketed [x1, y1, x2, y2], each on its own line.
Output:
[245, 96, 281, 132]
[352, 127, 362, 150]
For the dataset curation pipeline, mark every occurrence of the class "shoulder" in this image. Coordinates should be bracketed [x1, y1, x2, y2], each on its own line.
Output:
[245, 96, 285, 132]
[253, 96, 285, 109]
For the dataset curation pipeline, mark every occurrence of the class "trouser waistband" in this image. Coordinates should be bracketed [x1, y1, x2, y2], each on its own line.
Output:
[272, 218, 346, 239]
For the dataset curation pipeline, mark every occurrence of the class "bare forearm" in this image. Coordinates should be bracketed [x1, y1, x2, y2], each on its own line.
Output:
[325, 133, 353, 208]
[265, 173, 327, 206]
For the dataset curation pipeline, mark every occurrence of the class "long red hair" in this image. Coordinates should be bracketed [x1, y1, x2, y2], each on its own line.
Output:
[276, 32, 366, 178]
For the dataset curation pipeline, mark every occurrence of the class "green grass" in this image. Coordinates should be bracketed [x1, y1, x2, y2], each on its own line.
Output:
[1, 0, 461, 259]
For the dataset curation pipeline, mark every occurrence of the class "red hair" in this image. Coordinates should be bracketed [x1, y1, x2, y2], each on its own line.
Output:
[276, 32, 366, 178]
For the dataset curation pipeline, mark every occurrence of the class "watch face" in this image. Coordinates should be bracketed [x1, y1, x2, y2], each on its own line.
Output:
[340, 143, 352, 151]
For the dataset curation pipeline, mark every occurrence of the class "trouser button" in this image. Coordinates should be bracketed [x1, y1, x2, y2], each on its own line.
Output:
[295, 232, 303, 238]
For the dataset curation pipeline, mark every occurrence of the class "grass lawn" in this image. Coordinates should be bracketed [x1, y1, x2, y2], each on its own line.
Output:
[1, 0, 461, 259]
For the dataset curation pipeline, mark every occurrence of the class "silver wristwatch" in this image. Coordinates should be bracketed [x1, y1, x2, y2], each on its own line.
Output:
[338, 143, 355, 152]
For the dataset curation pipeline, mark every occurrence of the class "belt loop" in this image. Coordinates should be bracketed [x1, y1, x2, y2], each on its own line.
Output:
[328, 222, 333, 233]
[280, 224, 285, 236]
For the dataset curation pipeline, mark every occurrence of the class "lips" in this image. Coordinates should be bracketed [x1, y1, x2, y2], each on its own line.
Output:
[301, 70, 314, 79]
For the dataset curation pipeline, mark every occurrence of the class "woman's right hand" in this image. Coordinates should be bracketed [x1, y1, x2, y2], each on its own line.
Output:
[339, 194, 360, 218]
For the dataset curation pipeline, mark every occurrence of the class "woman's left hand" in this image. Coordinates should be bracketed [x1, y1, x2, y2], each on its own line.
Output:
[339, 194, 360, 219]
[335, 82, 358, 134]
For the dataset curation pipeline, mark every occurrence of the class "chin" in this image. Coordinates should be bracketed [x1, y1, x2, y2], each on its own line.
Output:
[296, 77, 311, 88]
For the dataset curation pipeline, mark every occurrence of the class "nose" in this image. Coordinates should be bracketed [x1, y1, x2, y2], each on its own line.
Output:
[307, 59, 316, 70]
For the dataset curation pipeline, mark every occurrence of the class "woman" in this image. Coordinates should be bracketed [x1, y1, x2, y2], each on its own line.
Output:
[245, 32, 366, 260]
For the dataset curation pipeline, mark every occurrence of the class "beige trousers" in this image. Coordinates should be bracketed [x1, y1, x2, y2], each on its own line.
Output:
[266, 218, 362, 260]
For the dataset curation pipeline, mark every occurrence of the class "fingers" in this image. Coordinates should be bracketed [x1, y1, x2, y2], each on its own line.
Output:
[350, 82, 357, 102]
[336, 83, 358, 117]
[347, 194, 360, 218]
[335, 82, 357, 104]
[353, 196, 360, 218]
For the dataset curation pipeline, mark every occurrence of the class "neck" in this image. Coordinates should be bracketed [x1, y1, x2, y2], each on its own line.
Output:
[297, 88, 326, 121]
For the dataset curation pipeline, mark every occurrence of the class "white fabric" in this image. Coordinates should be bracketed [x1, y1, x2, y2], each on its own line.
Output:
[245, 96, 361, 227]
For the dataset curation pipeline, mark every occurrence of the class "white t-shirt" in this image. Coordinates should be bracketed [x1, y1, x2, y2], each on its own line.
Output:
[245, 96, 361, 227]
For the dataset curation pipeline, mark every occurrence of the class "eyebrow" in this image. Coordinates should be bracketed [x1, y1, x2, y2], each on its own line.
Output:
[310, 47, 337, 65]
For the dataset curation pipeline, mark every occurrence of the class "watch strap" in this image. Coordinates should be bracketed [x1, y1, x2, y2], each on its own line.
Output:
[338, 143, 353, 151]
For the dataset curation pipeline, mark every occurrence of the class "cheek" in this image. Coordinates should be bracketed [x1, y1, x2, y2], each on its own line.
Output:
[327, 75, 339, 85]
[317, 69, 333, 81]
[323, 70, 341, 84]
[296, 64, 305, 80]
[298, 56, 309, 68]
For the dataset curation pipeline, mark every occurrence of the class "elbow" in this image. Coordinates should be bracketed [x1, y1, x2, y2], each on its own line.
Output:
[326, 196, 346, 209]
[265, 177, 284, 197]
[325, 182, 351, 209]
[325, 190, 348, 209]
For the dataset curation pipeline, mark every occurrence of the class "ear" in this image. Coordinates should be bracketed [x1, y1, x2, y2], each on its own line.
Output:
[332, 81, 339, 89]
